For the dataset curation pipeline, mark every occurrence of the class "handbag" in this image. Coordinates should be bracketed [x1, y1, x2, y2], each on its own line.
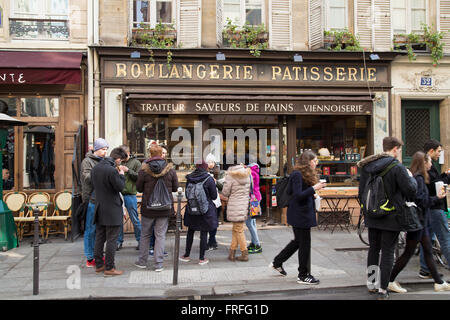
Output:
[249, 175, 261, 218]
[396, 202, 423, 232]
[212, 187, 222, 208]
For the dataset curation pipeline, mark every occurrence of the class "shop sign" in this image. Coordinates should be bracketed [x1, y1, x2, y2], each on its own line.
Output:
[128, 99, 372, 115]
[105, 61, 389, 86]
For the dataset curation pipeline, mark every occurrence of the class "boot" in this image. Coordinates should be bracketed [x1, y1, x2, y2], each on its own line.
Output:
[228, 249, 236, 261]
[236, 250, 249, 262]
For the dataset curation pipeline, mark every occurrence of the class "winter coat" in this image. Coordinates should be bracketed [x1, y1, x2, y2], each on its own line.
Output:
[357, 153, 417, 232]
[183, 168, 218, 231]
[426, 164, 449, 211]
[249, 164, 262, 201]
[80, 150, 103, 203]
[286, 170, 317, 228]
[91, 157, 126, 226]
[414, 174, 439, 227]
[121, 156, 142, 195]
[136, 156, 179, 219]
[221, 165, 251, 222]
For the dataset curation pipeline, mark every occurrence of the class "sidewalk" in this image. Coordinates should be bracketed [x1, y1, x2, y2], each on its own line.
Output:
[0, 224, 448, 300]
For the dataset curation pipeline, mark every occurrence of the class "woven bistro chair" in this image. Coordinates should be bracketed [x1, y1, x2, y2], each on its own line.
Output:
[46, 191, 72, 240]
[25, 192, 51, 239]
[3, 191, 27, 241]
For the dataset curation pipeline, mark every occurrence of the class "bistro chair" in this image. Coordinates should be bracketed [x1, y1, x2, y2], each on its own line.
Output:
[3, 191, 27, 241]
[45, 191, 72, 240]
[26, 192, 51, 239]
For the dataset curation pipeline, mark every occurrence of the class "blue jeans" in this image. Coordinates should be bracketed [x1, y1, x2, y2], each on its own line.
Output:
[83, 202, 96, 260]
[117, 195, 141, 244]
[245, 217, 260, 246]
[420, 209, 450, 272]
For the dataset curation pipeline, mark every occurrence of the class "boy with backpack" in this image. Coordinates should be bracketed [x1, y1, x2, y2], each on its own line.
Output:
[357, 137, 417, 300]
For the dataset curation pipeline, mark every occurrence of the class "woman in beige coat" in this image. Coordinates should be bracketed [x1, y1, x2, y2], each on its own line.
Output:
[221, 164, 251, 262]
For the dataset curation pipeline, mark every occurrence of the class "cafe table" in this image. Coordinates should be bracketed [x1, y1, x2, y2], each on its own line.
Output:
[319, 194, 359, 233]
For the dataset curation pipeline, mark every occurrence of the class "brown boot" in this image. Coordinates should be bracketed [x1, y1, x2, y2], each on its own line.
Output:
[104, 268, 124, 277]
[95, 265, 105, 273]
[236, 250, 249, 262]
[228, 249, 236, 261]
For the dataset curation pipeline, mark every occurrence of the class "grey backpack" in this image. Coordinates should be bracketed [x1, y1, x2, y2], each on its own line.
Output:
[185, 176, 210, 215]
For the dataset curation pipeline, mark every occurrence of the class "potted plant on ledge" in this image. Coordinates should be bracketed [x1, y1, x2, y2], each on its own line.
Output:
[222, 18, 268, 57]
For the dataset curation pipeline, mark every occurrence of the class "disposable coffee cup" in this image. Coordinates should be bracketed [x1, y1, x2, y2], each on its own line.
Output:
[320, 179, 326, 183]
[435, 181, 444, 196]
[314, 195, 322, 210]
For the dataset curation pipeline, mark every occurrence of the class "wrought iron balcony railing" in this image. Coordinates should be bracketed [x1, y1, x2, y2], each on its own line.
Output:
[9, 18, 69, 40]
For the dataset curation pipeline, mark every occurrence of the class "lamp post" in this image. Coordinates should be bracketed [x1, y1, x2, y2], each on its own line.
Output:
[0, 113, 27, 251]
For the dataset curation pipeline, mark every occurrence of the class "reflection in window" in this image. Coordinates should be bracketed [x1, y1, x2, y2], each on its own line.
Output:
[133, 0, 150, 28]
[0, 98, 17, 116]
[327, 0, 346, 31]
[23, 125, 55, 189]
[224, 0, 262, 26]
[20, 97, 59, 117]
[157, 0, 172, 23]
[2, 128, 15, 191]
[127, 115, 167, 160]
[393, 0, 426, 34]
[245, 0, 262, 26]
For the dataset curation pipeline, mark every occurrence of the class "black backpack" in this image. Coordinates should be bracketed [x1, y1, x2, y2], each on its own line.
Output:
[361, 161, 398, 219]
[185, 176, 210, 215]
[146, 178, 172, 211]
[276, 175, 291, 208]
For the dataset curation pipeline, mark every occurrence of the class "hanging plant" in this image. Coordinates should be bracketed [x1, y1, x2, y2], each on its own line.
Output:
[323, 29, 363, 52]
[222, 18, 268, 57]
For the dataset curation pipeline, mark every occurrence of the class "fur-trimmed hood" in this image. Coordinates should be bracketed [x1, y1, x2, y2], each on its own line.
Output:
[141, 157, 173, 178]
[357, 152, 396, 175]
[357, 152, 392, 168]
[227, 164, 251, 184]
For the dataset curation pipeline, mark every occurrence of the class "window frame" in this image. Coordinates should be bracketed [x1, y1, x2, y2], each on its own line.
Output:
[223, 0, 266, 28]
[131, 0, 177, 30]
[392, 0, 428, 35]
[324, 0, 348, 32]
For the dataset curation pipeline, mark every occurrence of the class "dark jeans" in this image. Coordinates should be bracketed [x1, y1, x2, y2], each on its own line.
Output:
[273, 227, 311, 277]
[208, 207, 220, 247]
[184, 228, 208, 260]
[94, 225, 121, 271]
[367, 228, 399, 290]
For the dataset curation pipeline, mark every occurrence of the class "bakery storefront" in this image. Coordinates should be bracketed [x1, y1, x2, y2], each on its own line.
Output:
[98, 48, 393, 223]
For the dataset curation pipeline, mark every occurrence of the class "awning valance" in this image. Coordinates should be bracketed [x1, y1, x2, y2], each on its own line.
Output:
[0, 51, 82, 84]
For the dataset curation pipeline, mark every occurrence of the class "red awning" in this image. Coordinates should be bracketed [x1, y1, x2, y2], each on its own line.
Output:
[0, 51, 82, 84]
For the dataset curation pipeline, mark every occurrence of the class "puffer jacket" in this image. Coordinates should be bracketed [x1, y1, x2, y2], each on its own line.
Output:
[80, 150, 103, 203]
[249, 164, 262, 201]
[221, 165, 251, 222]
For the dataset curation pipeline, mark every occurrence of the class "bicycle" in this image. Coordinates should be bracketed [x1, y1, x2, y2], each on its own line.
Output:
[357, 211, 369, 246]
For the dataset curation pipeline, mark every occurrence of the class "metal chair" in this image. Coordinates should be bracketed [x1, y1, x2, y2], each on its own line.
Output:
[3, 191, 27, 241]
[46, 191, 72, 240]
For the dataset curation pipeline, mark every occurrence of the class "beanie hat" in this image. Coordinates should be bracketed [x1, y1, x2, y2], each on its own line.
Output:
[205, 153, 217, 163]
[196, 160, 209, 171]
[94, 138, 109, 151]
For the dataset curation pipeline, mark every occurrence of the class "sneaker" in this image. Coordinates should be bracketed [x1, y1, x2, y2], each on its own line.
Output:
[377, 290, 390, 300]
[419, 269, 443, 279]
[297, 274, 320, 285]
[134, 261, 147, 269]
[388, 281, 407, 293]
[247, 243, 255, 251]
[179, 255, 191, 262]
[86, 259, 96, 268]
[269, 262, 287, 276]
[208, 244, 218, 251]
[155, 267, 164, 272]
[250, 245, 262, 254]
[199, 259, 209, 265]
[149, 249, 154, 256]
[104, 268, 124, 277]
[434, 281, 450, 292]
[116, 243, 123, 251]
[136, 244, 140, 251]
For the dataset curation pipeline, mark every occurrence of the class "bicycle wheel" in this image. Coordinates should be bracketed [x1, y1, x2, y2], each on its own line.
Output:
[357, 213, 369, 246]
[395, 232, 406, 260]
[432, 240, 448, 268]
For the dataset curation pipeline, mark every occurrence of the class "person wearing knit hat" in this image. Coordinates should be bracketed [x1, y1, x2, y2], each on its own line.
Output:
[94, 138, 109, 151]
[196, 160, 209, 171]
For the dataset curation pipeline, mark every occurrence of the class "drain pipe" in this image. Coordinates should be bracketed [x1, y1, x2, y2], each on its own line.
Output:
[87, 0, 94, 145]
[93, 0, 100, 139]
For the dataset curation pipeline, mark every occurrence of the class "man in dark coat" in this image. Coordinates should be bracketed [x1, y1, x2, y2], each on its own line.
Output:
[357, 137, 417, 300]
[91, 147, 128, 277]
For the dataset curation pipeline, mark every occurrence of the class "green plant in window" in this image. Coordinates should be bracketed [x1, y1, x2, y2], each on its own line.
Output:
[323, 29, 362, 52]
[422, 23, 446, 67]
[222, 18, 268, 57]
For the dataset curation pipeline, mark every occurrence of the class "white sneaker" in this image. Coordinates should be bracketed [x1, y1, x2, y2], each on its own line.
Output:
[434, 281, 450, 292]
[155, 267, 164, 272]
[388, 281, 407, 293]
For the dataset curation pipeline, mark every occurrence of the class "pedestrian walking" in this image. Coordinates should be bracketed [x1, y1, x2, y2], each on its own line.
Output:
[418, 139, 450, 278]
[135, 144, 179, 271]
[246, 162, 262, 254]
[388, 151, 450, 293]
[116, 145, 142, 251]
[358, 137, 417, 300]
[221, 163, 252, 262]
[180, 161, 218, 265]
[269, 151, 325, 284]
[205, 153, 222, 250]
[91, 147, 128, 277]
[80, 138, 109, 268]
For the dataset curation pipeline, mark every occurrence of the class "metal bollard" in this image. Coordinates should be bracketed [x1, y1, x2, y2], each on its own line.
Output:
[32, 206, 40, 295]
[172, 187, 183, 285]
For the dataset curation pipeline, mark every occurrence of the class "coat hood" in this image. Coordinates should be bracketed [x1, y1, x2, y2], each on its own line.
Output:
[227, 165, 251, 184]
[357, 152, 396, 174]
[248, 163, 260, 175]
[142, 157, 173, 178]
[186, 168, 211, 184]
[85, 150, 103, 162]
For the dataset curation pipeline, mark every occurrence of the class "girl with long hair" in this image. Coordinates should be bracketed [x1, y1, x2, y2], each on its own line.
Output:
[388, 151, 450, 293]
[269, 150, 326, 284]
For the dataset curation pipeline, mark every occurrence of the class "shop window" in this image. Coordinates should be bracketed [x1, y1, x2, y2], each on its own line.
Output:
[223, 0, 263, 27]
[324, 0, 347, 31]
[9, 0, 69, 40]
[2, 128, 15, 191]
[20, 97, 59, 117]
[132, 0, 175, 28]
[0, 98, 17, 116]
[393, 0, 426, 35]
[23, 125, 55, 190]
[296, 115, 369, 187]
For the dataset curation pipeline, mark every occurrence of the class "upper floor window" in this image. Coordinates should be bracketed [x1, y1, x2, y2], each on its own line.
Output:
[223, 0, 263, 27]
[393, 0, 427, 34]
[132, 0, 175, 29]
[325, 0, 347, 31]
[9, 0, 69, 40]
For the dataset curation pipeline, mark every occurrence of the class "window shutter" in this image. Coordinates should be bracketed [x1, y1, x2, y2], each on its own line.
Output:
[216, 0, 224, 47]
[439, 0, 450, 53]
[355, 0, 373, 50]
[269, 0, 292, 50]
[373, 0, 391, 51]
[308, 0, 323, 50]
[177, 0, 201, 48]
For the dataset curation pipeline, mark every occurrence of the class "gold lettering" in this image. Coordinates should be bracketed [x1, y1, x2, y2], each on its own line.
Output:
[197, 64, 206, 79]
[272, 66, 282, 80]
[244, 66, 253, 80]
[323, 67, 333, 81]
[336, 67, 346, 81]
[144, 64, 155, 78]
[169, 65, 181, 78]
[131, 63, 141, 78]
[367, 68, 377, 81]
[282, 67, 292, 80]
[360, 68, 365, 81]
[292, 67, 301, 80]
[159, 64, 169, 79]
[115, 63, 127, 77]
[310, 67, 320, 81]
[223, 65, 233, 80]
[303, 67, 308, 80]
[348, 68, 357, 81]
[210, 65, 220, 79]
[236, 65, 241, 80]
[182, 64, 193, 79]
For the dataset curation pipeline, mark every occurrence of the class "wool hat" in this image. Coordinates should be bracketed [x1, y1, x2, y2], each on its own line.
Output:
[205, 153, 217, 163]
[196, 160, 209, 171]
[93, 138, 109, 151]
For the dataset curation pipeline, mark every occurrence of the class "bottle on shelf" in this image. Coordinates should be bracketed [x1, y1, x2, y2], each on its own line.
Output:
[340, 147, 344, 161]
